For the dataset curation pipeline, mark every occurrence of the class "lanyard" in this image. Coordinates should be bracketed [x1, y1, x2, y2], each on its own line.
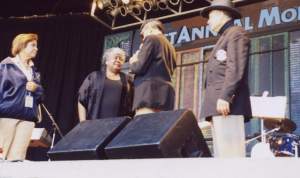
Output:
[13, 55, 34, 81]
[12, 56, 35, 107]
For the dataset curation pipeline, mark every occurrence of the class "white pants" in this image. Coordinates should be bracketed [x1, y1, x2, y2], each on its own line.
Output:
[0, 118, 35, 160]
[211, 115, 246, 158]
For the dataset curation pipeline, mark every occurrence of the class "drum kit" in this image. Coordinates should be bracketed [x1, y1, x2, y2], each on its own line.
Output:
[249, 93, 299, 158]
[264, 118, 299, 157]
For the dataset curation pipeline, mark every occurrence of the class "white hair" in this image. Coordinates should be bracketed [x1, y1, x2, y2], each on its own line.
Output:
[102, 47, 126, 66]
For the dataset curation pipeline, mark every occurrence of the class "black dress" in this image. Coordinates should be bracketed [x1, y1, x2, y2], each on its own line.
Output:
[130, 34, 177, 111]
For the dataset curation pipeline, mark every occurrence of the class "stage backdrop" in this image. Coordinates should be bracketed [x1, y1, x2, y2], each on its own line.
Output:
[0, 15, 109, 137]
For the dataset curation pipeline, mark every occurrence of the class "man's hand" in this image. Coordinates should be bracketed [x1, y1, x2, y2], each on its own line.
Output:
[216, 99, 230, 116]
[26, 81, 38, 92]
[129, 51, 139, 64]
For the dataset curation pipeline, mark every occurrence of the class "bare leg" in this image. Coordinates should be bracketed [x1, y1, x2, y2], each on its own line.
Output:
[135, 107, 160, 116]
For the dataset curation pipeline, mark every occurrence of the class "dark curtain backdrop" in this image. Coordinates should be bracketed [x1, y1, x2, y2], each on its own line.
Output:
[0, 15, 109, 138]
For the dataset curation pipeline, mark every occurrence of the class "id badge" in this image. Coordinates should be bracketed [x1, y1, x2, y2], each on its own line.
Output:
[25, 95, 34, 108]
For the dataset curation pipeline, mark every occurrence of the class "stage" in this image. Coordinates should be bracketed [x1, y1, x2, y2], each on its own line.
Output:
[1, 158, 299, 178]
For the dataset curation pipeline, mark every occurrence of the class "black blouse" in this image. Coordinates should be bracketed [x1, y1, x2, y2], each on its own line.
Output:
[78, 70, 134, 120]
[98, 78, 122, 119]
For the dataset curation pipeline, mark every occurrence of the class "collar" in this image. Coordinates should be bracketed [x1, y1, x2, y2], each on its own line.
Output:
[10, 55, 34, 81]
[0, 57, 14, 64]
[218, 20, 234, 35]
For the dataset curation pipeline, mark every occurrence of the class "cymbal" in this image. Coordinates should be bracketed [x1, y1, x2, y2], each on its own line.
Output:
[264, 119, 297, 133]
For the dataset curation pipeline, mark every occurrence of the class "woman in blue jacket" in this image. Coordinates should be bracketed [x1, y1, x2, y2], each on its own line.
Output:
[0, 33, 43, 161]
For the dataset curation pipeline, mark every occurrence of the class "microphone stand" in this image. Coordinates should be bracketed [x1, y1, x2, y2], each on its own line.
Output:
[246, 127, 279, 144]
[41, 104, 64, 150]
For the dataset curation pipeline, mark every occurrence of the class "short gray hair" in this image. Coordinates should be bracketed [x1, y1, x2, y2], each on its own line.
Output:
[102, 47, 126, 66]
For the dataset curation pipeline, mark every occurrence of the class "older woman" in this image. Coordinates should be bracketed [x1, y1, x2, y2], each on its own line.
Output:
[78, 47, 133, 121]
[0, 33, 43, 161]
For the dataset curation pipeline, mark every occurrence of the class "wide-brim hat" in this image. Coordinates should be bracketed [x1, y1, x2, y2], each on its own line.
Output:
[201, 0, 241, 19]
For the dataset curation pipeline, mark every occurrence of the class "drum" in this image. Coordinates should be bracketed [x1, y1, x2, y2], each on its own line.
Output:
[267, 133, 300, 157]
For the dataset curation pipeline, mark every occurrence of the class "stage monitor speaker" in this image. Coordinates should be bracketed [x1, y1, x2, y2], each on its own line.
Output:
[105, 109, 211, 159]
[47, 117, 130, 160]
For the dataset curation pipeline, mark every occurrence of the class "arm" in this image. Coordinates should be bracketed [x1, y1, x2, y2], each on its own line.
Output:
[0, 65, 16, 101]
[220, 30, 250, 102]
[77, 73, 94, 122]
[0, 66, 4, 101]
[28, 70, 44, 102]
[129, 36, 157, 75]
[26, 81, 43, 94]
[125, 75, 135, 117]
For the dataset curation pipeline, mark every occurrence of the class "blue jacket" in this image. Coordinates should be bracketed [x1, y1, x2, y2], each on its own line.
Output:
[0, 57, 43, 122]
